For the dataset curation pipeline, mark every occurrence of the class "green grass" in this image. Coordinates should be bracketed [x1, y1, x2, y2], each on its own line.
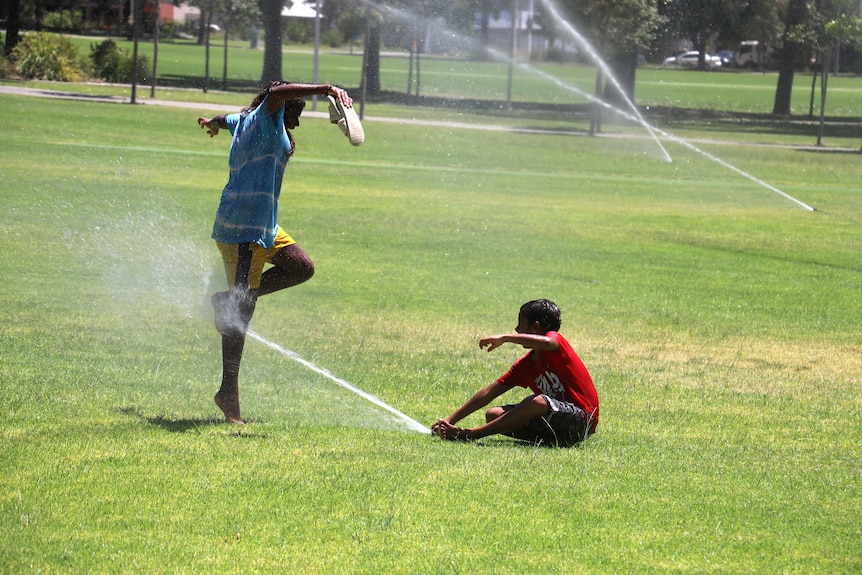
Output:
[0, 83, 860, 575]
[49, 33, 862, 119]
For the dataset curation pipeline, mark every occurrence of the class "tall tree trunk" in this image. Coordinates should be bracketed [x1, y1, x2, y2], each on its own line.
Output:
[35, 0, 44, 31]
[204, 6, 212, 92]
[772, 45, 799, 115]
[4, 0, 21, 56]
[260, 0, 283, 83]
[362, 20, 381, 97]
[772, 0, 808, 116]
[474, 0, 490, 61]
[603, 52, 637, 106]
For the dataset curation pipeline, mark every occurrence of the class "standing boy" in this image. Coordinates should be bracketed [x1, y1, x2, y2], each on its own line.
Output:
[198, 81, 354, 424]
[432, 299, 598, 447]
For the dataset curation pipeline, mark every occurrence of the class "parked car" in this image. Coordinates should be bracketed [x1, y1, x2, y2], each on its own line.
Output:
[734, 41, 772, 68]
[716, 50, 735, 67]
[663, 51, 722, 69]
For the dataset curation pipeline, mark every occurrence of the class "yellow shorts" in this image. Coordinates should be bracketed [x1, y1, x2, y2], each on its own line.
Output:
[216, 227, 296, 290]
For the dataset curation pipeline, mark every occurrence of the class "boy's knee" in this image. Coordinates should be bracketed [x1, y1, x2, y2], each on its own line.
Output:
[288, 258, 314, 286]
[524, 394, 550, 416]
[485, 406, 505, 423]
[302, 261, 315, 282]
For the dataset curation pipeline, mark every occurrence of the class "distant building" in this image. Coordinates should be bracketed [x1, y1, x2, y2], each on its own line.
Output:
[422, 8, 543, 56]
[158, 2, 201, 25]
[82, 1, 201, 29]
[479, 8, 542, 55]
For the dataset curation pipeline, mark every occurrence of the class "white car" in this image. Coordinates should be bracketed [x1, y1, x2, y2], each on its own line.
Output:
[663, 51, 721, 69]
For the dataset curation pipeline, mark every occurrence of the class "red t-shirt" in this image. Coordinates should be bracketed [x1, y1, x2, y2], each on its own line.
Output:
[497, 331, 599, 429]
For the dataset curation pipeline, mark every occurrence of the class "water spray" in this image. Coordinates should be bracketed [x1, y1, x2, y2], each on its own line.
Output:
[246, 330, 431, 434]
[537, 0, 673, 163]
[535, 0, 814, 211]
[362, 0, 673, 163]
[507, 62, 816, 210]
[363, 0, 815, 211]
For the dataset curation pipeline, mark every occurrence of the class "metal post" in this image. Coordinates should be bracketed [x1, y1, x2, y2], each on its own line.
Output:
[506, 0, 517, 109]
[312, 0, 321, 110]
[130, 0, 138, 104]
[151, 1, 160, 98]
[359, 8, 370, 120]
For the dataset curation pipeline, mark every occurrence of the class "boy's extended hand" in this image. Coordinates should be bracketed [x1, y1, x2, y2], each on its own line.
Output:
[481, 333, 559, 352]
[198, 116, 220, 138]
[479, 335, 506, 352]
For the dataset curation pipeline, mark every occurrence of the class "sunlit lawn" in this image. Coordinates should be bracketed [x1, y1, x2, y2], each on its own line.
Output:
[0, 66, 860, 575]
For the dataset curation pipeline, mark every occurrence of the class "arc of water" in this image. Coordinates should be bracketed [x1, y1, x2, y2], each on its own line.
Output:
[247, 330, 432, 434]
[364, 0, 672, 162]
[362, 0, 816, 211]
[652, 131, 817, 211]
[532, 0, 815, 211]
[505, 61, 815, 210]
[537, 0, 672, 163]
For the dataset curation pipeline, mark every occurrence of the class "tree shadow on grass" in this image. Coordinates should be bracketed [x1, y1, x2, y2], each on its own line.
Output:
[795, 147, 861, 155]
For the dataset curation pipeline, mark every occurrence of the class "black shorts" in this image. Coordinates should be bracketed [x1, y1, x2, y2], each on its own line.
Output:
[505, 394, 595, 447]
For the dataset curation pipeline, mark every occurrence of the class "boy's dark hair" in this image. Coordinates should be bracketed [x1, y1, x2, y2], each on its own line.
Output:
[519, 299, 561, 333]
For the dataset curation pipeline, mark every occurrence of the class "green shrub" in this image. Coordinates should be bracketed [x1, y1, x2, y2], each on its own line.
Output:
[42, 9, 84, 31]
[90, 39, 123, 81]
[323, 28, 343, 48]
[0, 55, 12, 78]
[118, 52, 151, 83]
[0, 49, 15, 78]
[89, 38, 150, 83]
[12, 32, 87, 81]
[286, 20, 312, 44]
[160, 21, 179, 40]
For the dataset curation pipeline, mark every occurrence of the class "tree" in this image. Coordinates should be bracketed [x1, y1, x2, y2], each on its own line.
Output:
[218, 0, 260, 88]
[259, 0, 283, 83]
[772, 0, 815, 115]
[470, 0, 509, 61]
[356, 0, 460, 99]
[557, 0, 661, 132]
[195, 0, 216, 91]
[658, 0, 731, 67]
[814, 14, 862, 144]
[723, 0, 785, 51]
[3, 0, 21, 56]
[773, 0, 861, 116]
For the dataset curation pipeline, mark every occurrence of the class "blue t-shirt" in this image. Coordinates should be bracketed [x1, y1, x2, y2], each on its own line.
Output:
[211, 97, 293, 248]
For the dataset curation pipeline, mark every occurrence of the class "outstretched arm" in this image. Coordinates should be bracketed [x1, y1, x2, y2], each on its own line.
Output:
[479, 333, 559, 353]
[433, 380, 513, 430]
[266, 83, 353, 114]
[197, 114, 228, 138]
[432, 380, 517, 441]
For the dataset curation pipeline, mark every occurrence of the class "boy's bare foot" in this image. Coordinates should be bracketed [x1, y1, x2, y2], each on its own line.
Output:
[451, 427, 474, 442]
[214, 391, 245, 424]
[433, 421, 474, 442]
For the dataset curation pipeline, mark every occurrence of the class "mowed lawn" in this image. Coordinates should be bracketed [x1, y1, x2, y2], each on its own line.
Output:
[0, 88, 860, 574]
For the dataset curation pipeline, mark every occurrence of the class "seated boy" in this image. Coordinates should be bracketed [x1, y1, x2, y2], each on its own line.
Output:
[432, 299, 598, 447]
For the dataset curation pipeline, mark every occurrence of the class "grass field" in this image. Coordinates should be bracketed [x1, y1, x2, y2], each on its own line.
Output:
[0, 59, 860, 574]
[45, 34, 862, 118]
